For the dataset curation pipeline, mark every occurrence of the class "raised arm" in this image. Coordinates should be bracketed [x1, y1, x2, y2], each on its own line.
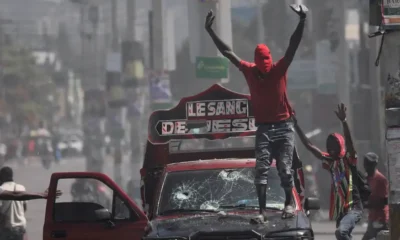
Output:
[284, 5, 307, 65]
[205, 10, 241, 69]
[334, 103, 356, 158]
[294, 117, 327, 161]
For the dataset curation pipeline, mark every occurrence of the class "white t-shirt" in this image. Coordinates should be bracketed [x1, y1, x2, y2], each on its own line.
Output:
[0, 144, 6, 156]
[0, 182, 27, 229]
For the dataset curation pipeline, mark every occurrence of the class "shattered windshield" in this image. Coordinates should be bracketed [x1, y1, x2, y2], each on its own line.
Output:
[158, 167, 285, 215]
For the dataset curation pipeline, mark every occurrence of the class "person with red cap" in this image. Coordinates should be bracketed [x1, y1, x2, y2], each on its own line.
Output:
[205, 5, 307, 221]
[295, 104, 363, 240]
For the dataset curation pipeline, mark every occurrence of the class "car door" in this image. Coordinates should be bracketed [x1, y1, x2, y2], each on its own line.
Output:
[43, 172, 148, 240]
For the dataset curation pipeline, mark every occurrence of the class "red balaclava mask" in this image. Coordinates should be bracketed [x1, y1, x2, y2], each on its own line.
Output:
[254, 44, 273, 73]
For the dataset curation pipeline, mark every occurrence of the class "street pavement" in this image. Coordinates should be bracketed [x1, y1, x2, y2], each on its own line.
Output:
[5, 157, 367, 240]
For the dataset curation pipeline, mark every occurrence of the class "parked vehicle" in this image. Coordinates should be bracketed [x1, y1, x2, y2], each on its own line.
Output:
[42, 85, 319, 240]
[58, 134, 84, 157]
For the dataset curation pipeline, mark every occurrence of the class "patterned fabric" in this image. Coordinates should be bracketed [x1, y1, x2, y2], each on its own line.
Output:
[292, 147, 305, 205]
[321, 133, 359, 220]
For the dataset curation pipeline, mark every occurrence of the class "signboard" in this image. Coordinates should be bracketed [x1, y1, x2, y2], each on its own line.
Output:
[106, 72, 127, 108]
[148, 84, 255, 144]
[159, 99, 254, 136]
[382, 0, 400, 29]
[149, 72, 172, 104]
[195, 57, 229, 79]
[121, 41, 144, 87]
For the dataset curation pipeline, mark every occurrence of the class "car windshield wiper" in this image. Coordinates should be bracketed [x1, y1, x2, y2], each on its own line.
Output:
[219, 204, 282, 211]
[159, 209, 219, 216]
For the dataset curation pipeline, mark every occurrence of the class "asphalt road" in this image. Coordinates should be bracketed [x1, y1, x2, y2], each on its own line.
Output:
[6, 157, 368, 240]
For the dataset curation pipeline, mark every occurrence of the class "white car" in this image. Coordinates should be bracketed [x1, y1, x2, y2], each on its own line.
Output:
[58, 135, 83, 156]
[68, 136, 83, 152]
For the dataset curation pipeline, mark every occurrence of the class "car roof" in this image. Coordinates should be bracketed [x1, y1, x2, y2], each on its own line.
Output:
[165, 158, 277, 172]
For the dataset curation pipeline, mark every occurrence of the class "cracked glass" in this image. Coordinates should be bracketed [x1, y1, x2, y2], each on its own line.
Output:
[158, 167, 285, 214]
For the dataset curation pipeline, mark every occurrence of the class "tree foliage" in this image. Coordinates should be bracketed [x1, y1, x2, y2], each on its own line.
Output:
[1, 44, 55, 124]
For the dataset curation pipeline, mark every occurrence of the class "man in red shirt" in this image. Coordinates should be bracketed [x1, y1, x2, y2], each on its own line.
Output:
[205, 5, 307, 221]
[362, 152, 389, 240]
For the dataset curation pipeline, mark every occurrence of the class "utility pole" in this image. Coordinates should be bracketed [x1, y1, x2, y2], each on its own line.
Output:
[126, 0, 135, 41]
[79, 4, 86, 92]
[368, 29, 385, 166]
[111, 0, 119, 52]
[188, 0, 233, 87]
[109, 0, 123, 187]
[334, 0, 352, 126]
[125, 0, 140, 196]
[151, 0, 165, 71]
[256, 0, 265, 43]
[88, 4, 99, 88]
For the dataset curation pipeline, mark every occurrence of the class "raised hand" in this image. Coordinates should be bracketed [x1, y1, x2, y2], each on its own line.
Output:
[290, 4, 307, 19]
[334, 103, 347, 122]
[205, 10, 216, 32]
[42, 189, 62, 199]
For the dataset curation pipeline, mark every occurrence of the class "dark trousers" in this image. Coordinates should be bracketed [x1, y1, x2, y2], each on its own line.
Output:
[254, 121, 295, 190]
[335, 210, 363, 240]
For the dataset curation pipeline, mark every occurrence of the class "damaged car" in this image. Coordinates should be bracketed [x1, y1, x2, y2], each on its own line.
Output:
[42, 84, 319, 240]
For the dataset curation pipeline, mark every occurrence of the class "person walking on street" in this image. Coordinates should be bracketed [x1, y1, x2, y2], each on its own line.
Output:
[362, 152, 389, 240]
[205, 4, 307, 222]
[295, 104, 363, 240]
[0, 167, 27, 240]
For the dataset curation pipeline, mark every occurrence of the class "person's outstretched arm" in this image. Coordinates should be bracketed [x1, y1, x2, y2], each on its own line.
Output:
[294, 117, 328, 161]
[205, 10, 241, 69]
[334, 103, 356, 159]
[0, 191, 45, 200]
[283, 5, 307, 65]
[0, 188, 61, 201]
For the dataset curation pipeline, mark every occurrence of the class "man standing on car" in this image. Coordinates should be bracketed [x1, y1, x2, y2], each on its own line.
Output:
[362, 152, 389, 240]
[205, 4, 306, 221]
[294, 104, 363, 240]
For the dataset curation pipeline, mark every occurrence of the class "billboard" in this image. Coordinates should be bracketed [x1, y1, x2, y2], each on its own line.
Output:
[121, 41, 144, 88]
[106, 72, 127, 108]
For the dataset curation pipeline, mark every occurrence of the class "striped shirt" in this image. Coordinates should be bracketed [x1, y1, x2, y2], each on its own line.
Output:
[322, 152, 360, 220]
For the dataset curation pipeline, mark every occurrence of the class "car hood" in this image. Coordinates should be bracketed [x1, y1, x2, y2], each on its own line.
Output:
[146, 211, 310, 238]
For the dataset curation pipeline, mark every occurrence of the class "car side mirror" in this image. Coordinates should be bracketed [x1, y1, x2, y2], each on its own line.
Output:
[304, 197, 320, 211]
[95, 208, 111, 221]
